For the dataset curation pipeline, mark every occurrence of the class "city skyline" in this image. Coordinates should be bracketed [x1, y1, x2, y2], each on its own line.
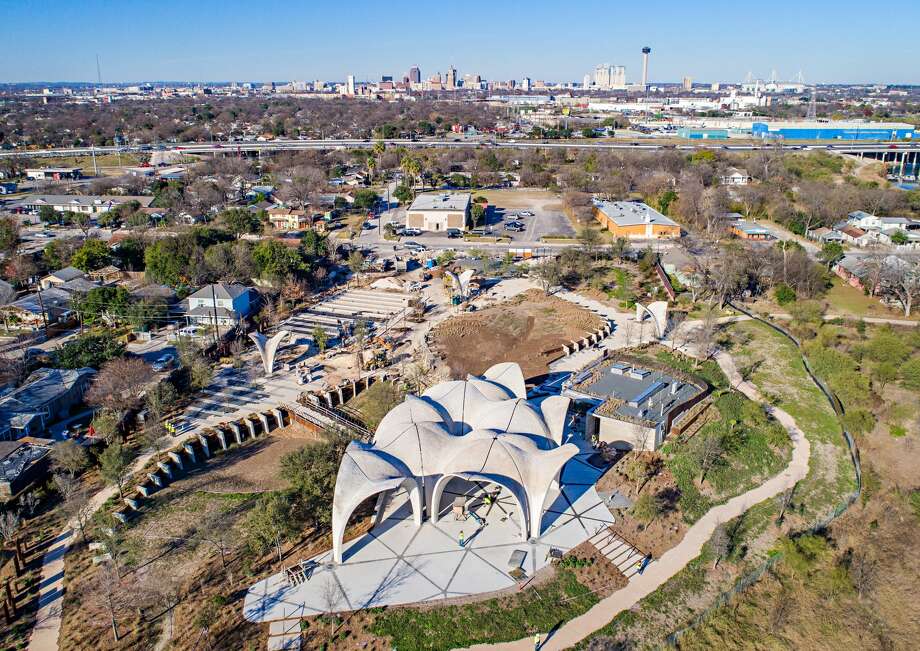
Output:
[3, 0, 920, 85]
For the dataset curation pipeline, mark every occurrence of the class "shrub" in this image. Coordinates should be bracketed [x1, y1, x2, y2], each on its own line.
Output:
[774, 283, 796, 305]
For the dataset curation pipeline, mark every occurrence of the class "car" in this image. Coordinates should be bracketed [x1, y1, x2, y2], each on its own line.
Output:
[446, 228, 463, 239]
[470, 227, 488, 236]
[33, 231, 53, 238]
[518, 211, 534, 217]
[504, 222, 525, 232]
[403, 240, 427, 251]
[152, 353, 176, 372]
[402, 228, 422, 237]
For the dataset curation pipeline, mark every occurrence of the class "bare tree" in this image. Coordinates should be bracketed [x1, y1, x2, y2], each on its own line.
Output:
[848, 550, 879, 600]
[86, 358, 155, 417]
[879, 258, 920, 317]
[52, 439, 88, 477]
[88, 560, 129, 642]
[694, 434, 725, 486]
[320, 576, 344, 640]
[54, 474, 93, 544]
[533, 257, 561, 295]
[0, 510, 20, 547]
[710, 523, 730, 568]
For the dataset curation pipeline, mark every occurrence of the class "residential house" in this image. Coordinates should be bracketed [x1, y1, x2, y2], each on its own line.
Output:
[3, 288, 74, 329]
[267, 207, 311, 231]
[40, 266, 85, 290]
[185, 282, 253, 327]
[719, 168, 752, 186]
[839, 226, 873, 247]
[0, 367, 96, 439]
[0, 439, 52, 497]
[245, 185, 275, 201]
[87, 265, 123, 285]
[834, 256, 873, 293]
[593, 200, 681, 240]
[806, 227, 845, 244]
[730, 219, 775, 241]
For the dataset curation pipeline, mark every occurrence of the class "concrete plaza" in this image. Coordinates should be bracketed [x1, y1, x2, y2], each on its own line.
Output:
[243, 453, 614, 622]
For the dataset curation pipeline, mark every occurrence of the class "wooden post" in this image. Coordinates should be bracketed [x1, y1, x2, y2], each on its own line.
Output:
[11, 550, 20, 577]
[3, 597, 11, 624]
[5, 579, 15, 618]
[15, 537, 23, 565]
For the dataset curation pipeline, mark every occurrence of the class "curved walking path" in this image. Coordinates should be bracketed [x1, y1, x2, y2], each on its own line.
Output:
[465, 351, 812, 651]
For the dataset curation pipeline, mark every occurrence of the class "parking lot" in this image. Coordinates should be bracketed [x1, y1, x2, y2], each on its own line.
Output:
[368, 189, 575, 249]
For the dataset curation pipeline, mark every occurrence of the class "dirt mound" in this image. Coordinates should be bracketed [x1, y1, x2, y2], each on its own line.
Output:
[431, 289, 604, 379]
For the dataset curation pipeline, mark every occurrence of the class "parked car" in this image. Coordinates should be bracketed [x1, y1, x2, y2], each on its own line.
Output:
[446, 228, 463, 239]
[402, 227, 422, 237]
[152, 353, 176, 372]
[403, 241, 427, 251]
[504, 222, 525, 232]
[518, 211, 534, 217]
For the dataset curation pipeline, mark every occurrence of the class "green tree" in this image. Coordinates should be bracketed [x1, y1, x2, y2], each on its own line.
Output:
[393, 184, 414, 204]
[901, 357, 920, 390]
[842, 408, 875, 436]
[347, 250, 365, 280]
[73, 286, 132, 325]
[39, 205, 57, 223]
[299, 230, 329, 259]
[471, 203, 486, 228]
[245, 492, 296, 562]
[312, 326, 328, 353]
[280, 429, 354, 528]
[352, 189, 379, 212]
[70, 239, 112, 272]
[56, 332, 125, 369]
[890, 230, 909, 245]
[0, 217, 19, 253]
[252, 239, 306, 282]
[90, 409, 120, 444]
[631, 492, 664, 524]
[220, 207, 262, 238]
[581, 127, 596, 138]
[818, 242, 844, 269]
[99, 442, 131, 499]
[774, 283, 797, 305]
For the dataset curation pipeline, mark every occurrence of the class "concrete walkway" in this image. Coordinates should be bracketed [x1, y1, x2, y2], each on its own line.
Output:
[28, 428, 204, 651]
[463, 350, 812, 651]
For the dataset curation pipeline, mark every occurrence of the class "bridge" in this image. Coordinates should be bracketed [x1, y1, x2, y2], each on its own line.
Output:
[4, 138, 920, 159]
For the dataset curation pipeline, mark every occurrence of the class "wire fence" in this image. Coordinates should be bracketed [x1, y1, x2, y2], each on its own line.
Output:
[663, 304, 863, 647]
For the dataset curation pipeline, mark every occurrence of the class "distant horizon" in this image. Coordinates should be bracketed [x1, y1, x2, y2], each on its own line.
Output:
[3, 0, 919, 85]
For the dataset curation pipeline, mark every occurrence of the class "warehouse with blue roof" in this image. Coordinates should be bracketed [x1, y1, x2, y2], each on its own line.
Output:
[752, 120, 914, 141]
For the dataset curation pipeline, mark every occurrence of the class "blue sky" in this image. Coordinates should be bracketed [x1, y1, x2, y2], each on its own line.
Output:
[2, 0, 918, 84]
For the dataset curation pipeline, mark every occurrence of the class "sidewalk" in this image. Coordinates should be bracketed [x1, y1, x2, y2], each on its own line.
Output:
[463, 350, 812, 651]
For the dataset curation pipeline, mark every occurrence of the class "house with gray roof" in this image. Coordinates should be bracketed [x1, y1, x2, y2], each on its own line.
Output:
[184, 282, 254, 326]
[0, 367, 96, 439]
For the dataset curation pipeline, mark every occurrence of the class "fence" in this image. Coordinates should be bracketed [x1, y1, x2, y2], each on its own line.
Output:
[663, 303, 863, 647]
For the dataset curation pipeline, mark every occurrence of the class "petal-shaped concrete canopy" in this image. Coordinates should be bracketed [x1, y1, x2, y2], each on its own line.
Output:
[330, 363, 578, 563]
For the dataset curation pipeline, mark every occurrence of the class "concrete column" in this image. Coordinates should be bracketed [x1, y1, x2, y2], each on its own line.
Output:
[336, 386, 344, 405]
[272, 408, 285, 428]
[217, 430, 228, 451]
[183, 443, 197, 465]
[245, 418, 257, 438]
[197, 434, 211, 458]
[148, 472, 164, 488]
[124, 496, 141, 510]
[258, 412, 271, 434]
[324, 392, 334, 408]
[113, 511, 129, 524]
[157, 461, 173, 480]
[230, 421, 243, 445]
[137, 484, 152, 498]
[168, 450, 184, 471]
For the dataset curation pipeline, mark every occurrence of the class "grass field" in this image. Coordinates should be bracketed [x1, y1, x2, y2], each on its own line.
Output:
[824, 276, 918, 320]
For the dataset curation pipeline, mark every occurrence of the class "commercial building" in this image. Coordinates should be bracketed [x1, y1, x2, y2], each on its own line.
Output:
[677, 127, 728, 140]
[0, 367, 96, 439]
[15, 194, 154, 215]
[752, 120, 914, 141]
[593, 200, 681, 240]
[563, 355, 707, 451]
[185, 282, 253, 327]
[25, 167, 82, 181]
[405, 192, 471, 232]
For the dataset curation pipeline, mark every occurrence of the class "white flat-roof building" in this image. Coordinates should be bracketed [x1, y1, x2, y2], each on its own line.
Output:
[16, 194, 154, 215]
[406, 192, 471, 232]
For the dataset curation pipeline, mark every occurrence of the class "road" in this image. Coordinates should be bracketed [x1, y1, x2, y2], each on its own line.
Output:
[5, 138, 920, 159]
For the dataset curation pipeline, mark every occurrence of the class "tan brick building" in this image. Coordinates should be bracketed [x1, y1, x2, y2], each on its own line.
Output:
[405, 193, 471, 232]
[594, 200, 681, 240]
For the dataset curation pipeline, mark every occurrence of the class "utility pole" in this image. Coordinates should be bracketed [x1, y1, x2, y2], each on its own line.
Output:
[90, 144, 98, 176]
[210, 284, 221, 347]
[36, 288, 48, 337]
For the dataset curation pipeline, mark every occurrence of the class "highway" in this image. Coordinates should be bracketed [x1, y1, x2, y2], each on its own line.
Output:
[4, 138, 920, 159]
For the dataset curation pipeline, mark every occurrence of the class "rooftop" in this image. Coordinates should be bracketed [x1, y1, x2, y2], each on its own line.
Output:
[408, 192, 472, 212]
[566, 357, 705, 427]
[17, 195, 155, 208]
[0, 440, 51, 484]
[0, 367, 95, 430]
[187, 282, 249, 301]
[594, 200, 678, 228]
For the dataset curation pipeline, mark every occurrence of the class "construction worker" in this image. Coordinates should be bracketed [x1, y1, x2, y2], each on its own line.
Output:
[458, 530, 465, 548]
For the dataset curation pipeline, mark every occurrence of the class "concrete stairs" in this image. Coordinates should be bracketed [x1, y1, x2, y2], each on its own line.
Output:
[588, 527, 646, 580]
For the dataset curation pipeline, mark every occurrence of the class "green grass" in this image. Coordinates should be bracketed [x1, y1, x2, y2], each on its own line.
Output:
[823, 277, 918, 321]
[346, 381, 405, 430]
[369, 569, 597, 650]
[663, 392, 791, 523]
